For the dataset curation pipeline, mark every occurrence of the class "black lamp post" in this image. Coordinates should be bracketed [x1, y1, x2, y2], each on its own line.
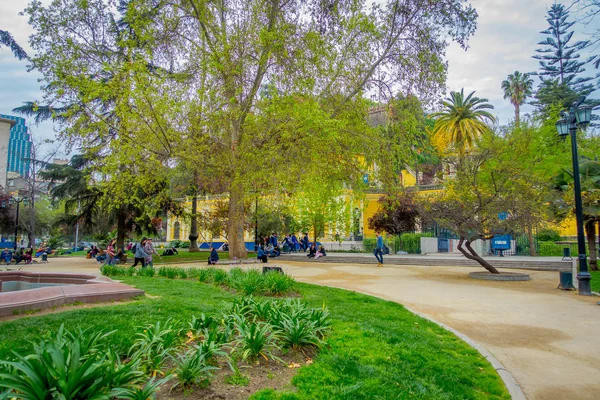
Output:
[555, 101, 593, 296]
[2, 195, 29, 251]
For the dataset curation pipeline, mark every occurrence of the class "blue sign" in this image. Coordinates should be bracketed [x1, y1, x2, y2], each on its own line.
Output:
[498, 212, 508, 221]
[363, 174, 369, 184]
[491, 235, 512, 251]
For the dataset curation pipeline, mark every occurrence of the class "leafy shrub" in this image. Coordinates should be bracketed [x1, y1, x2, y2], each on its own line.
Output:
[196, 335, 227, 363]
[231, 269, 265, 296]
[189, 314, 218, 337]
[129, 319, 181, 375]
[212, 269, 229, 285]
[181, 241, 191, 248]
[264, 272, 295, 296]
[197, 268, 214, 283]
[276, 314, 324, 349]
[177, 268, 188, 279]
[0, 325, 145, 398]
[537, 229, 561, 242]
[137, 266, 156, 277]
[171, 349, 218, 389]
[169, 239, 183, 248]
[158, 266, 180, 279]
[232, 318, 280, 362]
[100, 265, 130, 277]
[186, 268, 203, 279]
[115, 377, 171, 400]
[363, 238, 376, 253]
[399, 232, 433, 254]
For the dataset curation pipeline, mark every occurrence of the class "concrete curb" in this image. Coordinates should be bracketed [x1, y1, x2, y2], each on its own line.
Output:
[292, 278, 527, 400]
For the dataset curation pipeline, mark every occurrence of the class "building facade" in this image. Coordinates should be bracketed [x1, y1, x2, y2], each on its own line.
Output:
[0, 115, 32, 181]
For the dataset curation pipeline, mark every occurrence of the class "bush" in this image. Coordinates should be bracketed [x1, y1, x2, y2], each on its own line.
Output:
[399, 232, 433, 254]
[171, 349, 218, 389]
[0, 325, 146, 398]
[537, 229, 561, 242]
[100, 265, 130, 277]
[129, 319, 181, 375]
[181, 241, 191, 248]
[264, 272, 296, 296]
[169, 239, 183, 248]
[362, 238, 376, 253]
[137, 266, 156, 277]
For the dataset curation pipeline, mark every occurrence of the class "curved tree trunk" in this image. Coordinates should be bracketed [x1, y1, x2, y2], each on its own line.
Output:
[585, 220, 597, 271]
[188, 194, 200, 252]
[457, 238, 500, 274]
[227, 179, 248, 259]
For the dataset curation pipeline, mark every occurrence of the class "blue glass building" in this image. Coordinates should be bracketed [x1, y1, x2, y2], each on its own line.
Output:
[0, 114, 31, 178]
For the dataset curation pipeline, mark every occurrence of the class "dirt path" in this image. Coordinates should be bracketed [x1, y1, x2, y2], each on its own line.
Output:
[14, 256, 600, 399]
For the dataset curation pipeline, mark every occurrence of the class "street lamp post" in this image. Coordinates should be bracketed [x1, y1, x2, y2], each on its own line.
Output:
[556, 100, 593, 296]
[2, 195, 29, 251]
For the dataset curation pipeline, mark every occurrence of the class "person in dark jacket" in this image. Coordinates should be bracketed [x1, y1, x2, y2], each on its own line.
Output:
[307, 244, 316, 258]
[257, 246, 268, 263]
[301, 233, 310, 252]
[208, 246, 219, 265]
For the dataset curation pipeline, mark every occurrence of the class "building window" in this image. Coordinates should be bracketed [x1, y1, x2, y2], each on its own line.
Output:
[174, 221, 180, 240]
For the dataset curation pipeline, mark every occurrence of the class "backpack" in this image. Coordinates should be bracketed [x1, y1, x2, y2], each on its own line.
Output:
[131, 243, 137, 253]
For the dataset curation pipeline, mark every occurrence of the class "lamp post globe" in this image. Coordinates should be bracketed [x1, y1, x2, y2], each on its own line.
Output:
[556, 100, 594, 296]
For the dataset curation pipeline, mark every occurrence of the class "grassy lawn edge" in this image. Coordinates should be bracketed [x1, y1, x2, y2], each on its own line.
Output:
[0, 276, 510, 399]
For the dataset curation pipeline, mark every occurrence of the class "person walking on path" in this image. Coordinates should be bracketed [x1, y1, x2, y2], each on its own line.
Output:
[131, 238, 150, 268]
[144, 239, 157, 267]
[106, 239, 116, 266]
[374, 232, 384, 266]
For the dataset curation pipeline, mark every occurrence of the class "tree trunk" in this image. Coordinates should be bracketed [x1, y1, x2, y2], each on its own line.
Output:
[116, 204, 127, 251]
[188, 194, 200, 252]
[515, 103, 520, 127]
[585, 220, 598, 271]
[227, 179, 247, 259]
[528, 223, 536, 256]
[457, 238, 500, 274]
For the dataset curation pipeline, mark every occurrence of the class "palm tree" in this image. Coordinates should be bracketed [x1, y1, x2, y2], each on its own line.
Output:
[0, 30, 28, 60]
[501, 71, 534, 126]
[430, 89, 495, 156]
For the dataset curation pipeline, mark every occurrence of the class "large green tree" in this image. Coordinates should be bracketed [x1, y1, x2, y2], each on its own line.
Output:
[25, 0, 478, 259]
[501, 71, 534, 126]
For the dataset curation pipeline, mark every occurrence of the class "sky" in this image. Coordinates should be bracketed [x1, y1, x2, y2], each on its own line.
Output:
[0, 0, 599, 158]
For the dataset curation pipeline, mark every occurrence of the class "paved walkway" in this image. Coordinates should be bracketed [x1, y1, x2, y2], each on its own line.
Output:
[9, 257, 600, 400]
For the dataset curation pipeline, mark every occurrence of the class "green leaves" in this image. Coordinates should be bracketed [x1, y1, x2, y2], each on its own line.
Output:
[0, 325, 145, 399]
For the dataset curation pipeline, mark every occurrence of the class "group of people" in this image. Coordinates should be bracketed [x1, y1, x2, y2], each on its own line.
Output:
[87, 241, 128, 265]
[1, 247, 33, 265]
[256, 232, 327, 262]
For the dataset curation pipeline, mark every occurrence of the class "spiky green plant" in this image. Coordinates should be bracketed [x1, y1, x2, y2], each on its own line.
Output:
[170, 349, 218, 389]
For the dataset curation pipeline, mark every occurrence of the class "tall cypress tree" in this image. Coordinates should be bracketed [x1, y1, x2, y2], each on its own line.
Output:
[533, 3, 596, 98]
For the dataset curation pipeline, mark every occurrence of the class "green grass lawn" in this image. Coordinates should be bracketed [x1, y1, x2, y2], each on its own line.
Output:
[0, 276, 509, 399]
